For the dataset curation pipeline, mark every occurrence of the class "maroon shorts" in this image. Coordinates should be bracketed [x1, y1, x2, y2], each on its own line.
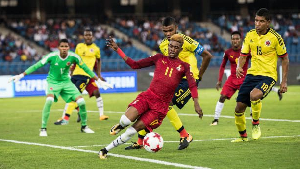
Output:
[221, 76, 244, 99]
[128, 89, 169, 132]
[86, 78, 99, 97]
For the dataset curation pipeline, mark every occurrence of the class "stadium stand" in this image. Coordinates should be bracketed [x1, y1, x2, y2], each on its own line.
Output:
[0, 18, 150, 74]
[1, 13, 299, 75]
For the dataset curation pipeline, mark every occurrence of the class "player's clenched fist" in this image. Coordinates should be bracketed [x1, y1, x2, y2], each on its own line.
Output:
[106, 36, 118, 51]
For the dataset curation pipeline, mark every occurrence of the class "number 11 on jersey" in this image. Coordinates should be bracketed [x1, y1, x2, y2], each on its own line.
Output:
[165, 67, 173, 77]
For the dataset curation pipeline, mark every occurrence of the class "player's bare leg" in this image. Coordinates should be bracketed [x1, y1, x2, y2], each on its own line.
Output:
[93, 90, 109, 121]
[250, 88, 263, 140]
[100, 119, 145, 159]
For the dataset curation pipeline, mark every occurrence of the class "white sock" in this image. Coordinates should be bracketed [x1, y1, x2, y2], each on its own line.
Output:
[272, 87, 279, 92]
[96, 97, 104, 116]
[62, 103, 68, 118]
[119, 115, 131, 127]
[106, 127, 137, 151]
[214, 101, 224, 120]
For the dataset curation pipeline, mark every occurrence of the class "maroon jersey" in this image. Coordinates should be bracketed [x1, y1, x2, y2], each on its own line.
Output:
[218, 48, 251, 81]
[125, 54, 198, 103]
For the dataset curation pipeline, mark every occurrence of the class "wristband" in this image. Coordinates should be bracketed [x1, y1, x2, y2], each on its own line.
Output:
[116, 48, 126, 59]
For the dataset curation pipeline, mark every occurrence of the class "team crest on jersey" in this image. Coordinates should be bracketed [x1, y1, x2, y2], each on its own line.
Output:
[265, 40, 271, 46]
[50, 87, 53, 90]
[230, 55, 234, 58]
[90, 49, 94, 52]
[66, 62, 71, 66]
[176, 65, 182, 71]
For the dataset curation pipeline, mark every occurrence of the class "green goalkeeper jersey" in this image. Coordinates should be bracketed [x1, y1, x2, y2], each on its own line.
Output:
[25, 51, 95, 82]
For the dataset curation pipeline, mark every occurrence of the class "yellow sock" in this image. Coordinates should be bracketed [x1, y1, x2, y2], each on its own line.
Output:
[251, 100, 262, 121]
[66, 102, 77, 116]
[166, 106, 183, 131]
[235, 112, 246, 132]
[137, 129, 147, 137]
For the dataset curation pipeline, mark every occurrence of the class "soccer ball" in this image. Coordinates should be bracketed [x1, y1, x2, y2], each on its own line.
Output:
[143, 132, 164, 153]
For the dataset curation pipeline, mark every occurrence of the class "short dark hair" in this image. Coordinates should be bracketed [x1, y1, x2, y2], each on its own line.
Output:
[162, 16, 176, 26]
[231, 31, 241, 38]
[59, 39, 69, 45]
[84, 28, 92, 33]
[256, 8, 271, 21]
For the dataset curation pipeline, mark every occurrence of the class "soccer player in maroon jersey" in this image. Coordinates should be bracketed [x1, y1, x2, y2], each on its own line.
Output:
[211, 31, 251, 125]
[98, 34, 203, 159]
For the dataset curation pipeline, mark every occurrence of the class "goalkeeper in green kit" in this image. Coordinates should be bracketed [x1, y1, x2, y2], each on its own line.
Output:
[9, 39, 111, 136]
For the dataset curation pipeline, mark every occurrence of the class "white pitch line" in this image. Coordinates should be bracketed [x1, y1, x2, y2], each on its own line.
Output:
[17, 109, 300, 123]
[0, 139, 210, 169]
[73, 135, 300, 148]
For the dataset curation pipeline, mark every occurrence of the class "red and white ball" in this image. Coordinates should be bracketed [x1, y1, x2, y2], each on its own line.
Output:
[143, 132, 164, 153]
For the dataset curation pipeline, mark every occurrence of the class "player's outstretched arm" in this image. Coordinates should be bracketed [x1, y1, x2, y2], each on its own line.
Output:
[184, 63, 203, 119]
[198, 50, 213, 80]
[8, 57, 47, 83]
[193, 98, 203, 119]
[279, 55, 289, 93]
[106, 36, 156, 69]
[216, 53, 227, 90]
[96, 58, 105, 81]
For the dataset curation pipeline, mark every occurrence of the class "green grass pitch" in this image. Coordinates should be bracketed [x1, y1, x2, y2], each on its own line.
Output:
[0, 86, 299, 169]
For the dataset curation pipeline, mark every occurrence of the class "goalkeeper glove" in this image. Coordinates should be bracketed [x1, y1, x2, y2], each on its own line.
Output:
[96, 79, 114, 90]
[8, 73, 24, 83]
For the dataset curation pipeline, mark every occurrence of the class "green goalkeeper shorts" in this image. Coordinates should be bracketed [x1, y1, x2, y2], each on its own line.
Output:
[46, 80, 81, 103]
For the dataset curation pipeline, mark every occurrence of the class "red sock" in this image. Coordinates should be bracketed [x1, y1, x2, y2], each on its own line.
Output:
[179, 129, 189, 138]
[252, 120, 259, 125]
[63, 115, 69, 120]
[240, 132, 247, 138]
[137, 138, 143, 145]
